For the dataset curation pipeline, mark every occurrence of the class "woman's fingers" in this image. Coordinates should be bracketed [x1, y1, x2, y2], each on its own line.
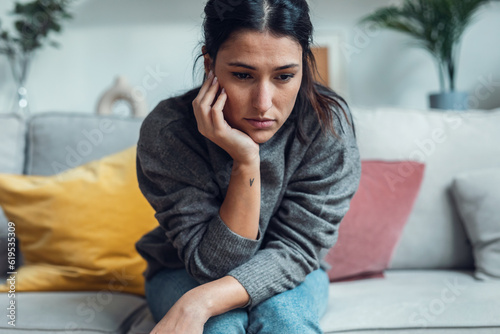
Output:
[193, 71, 228, 140]
[199, 75, 220, 109]
[211, 88, 227, 130]
[196, 70, 215, 101]
[193, 71, 219, 133]
[193, 71, 215, 119]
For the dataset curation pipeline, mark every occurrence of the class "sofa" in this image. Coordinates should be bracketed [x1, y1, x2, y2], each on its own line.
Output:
[0, 106, 499, 334]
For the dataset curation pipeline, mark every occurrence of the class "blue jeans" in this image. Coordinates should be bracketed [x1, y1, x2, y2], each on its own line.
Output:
[145, 267, 329, 334]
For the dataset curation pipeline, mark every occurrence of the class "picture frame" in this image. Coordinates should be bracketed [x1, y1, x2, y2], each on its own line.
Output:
[311, 30, 349, 101]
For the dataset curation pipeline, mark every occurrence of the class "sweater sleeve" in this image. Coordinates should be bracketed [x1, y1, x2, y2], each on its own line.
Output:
[136, 118, 263, 284]
[227, 122, 362, 310]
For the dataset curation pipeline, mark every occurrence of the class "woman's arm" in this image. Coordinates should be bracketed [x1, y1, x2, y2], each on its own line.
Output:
[219, 159, 260, 240]
[193, 71, 261, 240]
[137, 71, 262, 284]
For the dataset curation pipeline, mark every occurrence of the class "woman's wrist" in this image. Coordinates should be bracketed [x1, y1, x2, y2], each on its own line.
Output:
[232, 154, 260, 174]
[179, 288, 213, 322]
[231, 148, 260, 169]
[189, 276, 251, 319]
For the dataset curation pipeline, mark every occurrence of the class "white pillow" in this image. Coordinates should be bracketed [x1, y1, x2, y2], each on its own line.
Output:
[451, 168, 500, 280]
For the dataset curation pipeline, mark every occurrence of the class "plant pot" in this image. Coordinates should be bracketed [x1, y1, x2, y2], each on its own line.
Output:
[429, 91, 469, 111]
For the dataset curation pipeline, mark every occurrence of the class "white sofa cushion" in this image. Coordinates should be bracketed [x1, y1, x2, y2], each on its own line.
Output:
[321, 270, 500, 333]
[0, 291, 150, 333]
[351, 108, 500, 269]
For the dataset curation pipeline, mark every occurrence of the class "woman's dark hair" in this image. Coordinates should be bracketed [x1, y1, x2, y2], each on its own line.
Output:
[193, 0, 353, 142]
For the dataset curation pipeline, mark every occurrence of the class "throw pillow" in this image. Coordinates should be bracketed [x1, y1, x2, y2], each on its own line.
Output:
[325, 160, 425, 282]
[0, 145, 157, 295]
[450, 168, 500, 281]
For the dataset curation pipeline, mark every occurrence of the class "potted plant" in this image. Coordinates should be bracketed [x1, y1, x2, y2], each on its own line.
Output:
[360, 0, 489, 110]
[0, 0, 73, 116]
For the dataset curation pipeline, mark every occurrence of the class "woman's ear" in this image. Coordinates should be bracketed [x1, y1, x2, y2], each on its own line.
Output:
[202, 46, 213, 76]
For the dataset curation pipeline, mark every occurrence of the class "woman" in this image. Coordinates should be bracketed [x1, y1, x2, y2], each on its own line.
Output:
[135, 0, 361, 333]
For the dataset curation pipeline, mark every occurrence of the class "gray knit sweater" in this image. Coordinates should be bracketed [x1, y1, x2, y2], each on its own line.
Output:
[135, 87, 361, 310]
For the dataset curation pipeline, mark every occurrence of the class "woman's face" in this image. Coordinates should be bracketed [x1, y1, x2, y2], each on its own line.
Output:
[206, 30, 303, 144]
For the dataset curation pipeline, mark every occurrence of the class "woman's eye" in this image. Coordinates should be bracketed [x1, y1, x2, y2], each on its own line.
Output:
[231, 73, 295, 82]
[232, 73, 251, 80]
[277, 74, 295, 82]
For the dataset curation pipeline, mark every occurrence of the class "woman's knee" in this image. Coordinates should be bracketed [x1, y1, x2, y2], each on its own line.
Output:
[247, 269, 328, 334]
[248, 301, 321, 334]
[204, 308, 248, 334]
[304, 268, 330, 318]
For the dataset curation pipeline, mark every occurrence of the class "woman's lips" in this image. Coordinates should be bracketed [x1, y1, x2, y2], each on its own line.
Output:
[245, 119, 275, 129]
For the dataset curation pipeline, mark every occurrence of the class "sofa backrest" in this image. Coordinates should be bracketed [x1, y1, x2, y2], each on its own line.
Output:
[351, 107, 500, 270]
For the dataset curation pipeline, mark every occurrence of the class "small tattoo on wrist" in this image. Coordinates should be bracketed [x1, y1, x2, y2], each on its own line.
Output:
[250, 178, 255, 187]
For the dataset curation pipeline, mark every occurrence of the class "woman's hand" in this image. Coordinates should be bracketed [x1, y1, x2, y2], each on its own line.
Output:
[149, 289, 211, 334]
[149, 276, 251, 334]
[192, 70, 259, 165]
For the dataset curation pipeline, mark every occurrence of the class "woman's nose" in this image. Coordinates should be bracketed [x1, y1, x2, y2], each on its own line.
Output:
[252, 82, 273, 113]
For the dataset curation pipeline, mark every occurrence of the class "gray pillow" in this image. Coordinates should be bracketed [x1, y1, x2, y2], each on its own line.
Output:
[450, 168, 500, 280]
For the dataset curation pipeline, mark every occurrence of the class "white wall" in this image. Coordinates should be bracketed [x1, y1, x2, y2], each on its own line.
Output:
[0, 0, 499, 115]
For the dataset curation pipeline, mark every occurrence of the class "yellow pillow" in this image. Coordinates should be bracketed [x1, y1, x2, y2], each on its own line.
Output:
[0, 145, 157, 295]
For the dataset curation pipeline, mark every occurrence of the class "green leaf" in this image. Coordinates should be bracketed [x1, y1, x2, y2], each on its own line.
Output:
[13, 2, 24, 14]
[49, 21, 62, 33]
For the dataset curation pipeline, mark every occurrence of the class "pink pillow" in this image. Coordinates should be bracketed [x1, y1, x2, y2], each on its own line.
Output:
[325, 160, 425, 282]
